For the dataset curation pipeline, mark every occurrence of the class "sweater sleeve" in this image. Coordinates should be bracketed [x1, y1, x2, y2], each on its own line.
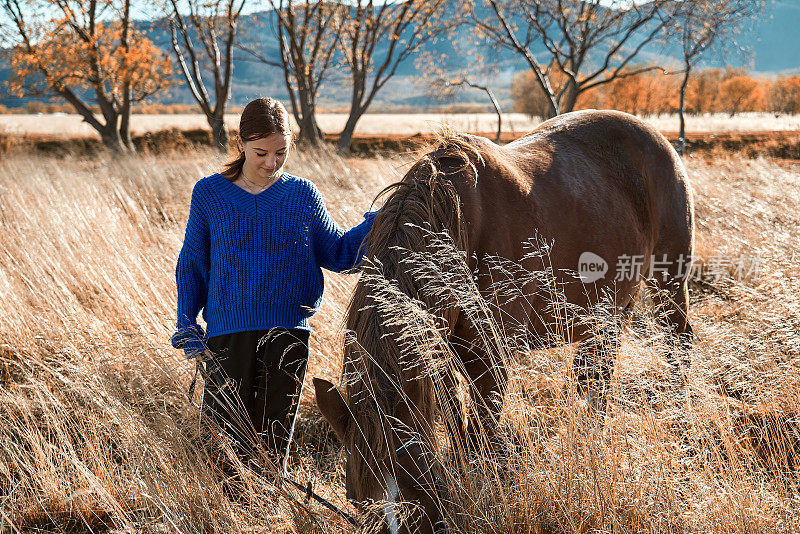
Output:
[309, 184, 378, 273]
[171, 182, 210, 357]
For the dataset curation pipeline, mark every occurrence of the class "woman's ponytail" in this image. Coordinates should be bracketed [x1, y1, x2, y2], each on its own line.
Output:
[221, 149, 246, 180]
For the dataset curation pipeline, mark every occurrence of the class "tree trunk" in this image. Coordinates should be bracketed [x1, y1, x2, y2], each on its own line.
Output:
[559, 79, 579, 114]
[466, 82, 503, 143]
[209, 114, 229, 153]
[337, 68, 369, 154]
[119, 91, 134, 152]
[96, 94, 131, 153]
[119, 112, 133, 151]
[296, 89, 324, 146]
[337, 110, 361, 154]
[678, 65, 690, 156]
[298, 112, 324, 146]
[119, 0, 134, 152]
[60, 93, 127, 152]
[527, 68, 558, 118]
[545, 98, 558, 119]
[486, 88, 502, 143]
[101, 121, 127, 153]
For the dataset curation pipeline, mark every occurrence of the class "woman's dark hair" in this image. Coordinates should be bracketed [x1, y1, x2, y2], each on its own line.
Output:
[221, 97, 293, 181]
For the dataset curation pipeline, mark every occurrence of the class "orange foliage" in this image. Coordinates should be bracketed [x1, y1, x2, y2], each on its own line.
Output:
[510, 71, 554, 118]
[685, 69, 723, 114]
[717, 75, 766, 116]
[8, 17, 171, 103]
[512, 65, 680, 117]
[601, 69, 677, 115]
[511, 67, 600, 117]
[511, 65, 798, 117]
[768, 76, 800, 114]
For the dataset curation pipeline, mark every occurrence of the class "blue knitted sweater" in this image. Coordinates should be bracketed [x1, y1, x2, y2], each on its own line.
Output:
[171, 172, 377, 356]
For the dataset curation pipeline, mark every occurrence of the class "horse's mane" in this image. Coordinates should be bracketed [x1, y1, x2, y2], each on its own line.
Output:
[342, 133, 483, 493]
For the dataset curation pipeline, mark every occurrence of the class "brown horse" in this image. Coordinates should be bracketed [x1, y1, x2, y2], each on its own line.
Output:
[315, 109, 695, 533]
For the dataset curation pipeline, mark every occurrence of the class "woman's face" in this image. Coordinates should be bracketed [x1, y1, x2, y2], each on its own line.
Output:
[239, 133, 291, 181]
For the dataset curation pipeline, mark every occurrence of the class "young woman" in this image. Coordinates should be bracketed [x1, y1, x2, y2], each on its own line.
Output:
[171, 97, 377, 475]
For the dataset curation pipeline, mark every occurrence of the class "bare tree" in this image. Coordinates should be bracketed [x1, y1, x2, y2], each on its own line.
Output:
[446, 79, 502, 142]
[670, 0, 762, 154]
[467, 0, 675, 118]
[167, 0, 246, 152]
[246, 0, 342, 146]
[2, 0, 171, 152]
[335, 0, 451, 153]
[419, 49, 503, 143]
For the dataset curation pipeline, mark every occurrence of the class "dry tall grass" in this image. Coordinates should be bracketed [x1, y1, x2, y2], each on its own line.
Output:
[0, 148, 397, 532]
[0, 148, 798, 532]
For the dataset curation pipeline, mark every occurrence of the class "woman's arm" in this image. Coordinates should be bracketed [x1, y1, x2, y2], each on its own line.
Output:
[310, 184, 379, 273]
[171, 182, 210, 357]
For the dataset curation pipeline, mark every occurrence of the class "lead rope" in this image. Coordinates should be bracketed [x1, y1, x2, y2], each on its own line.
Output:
[186, 356, 360, 527]
[187, 356, 205, 409]
[282, 476, 360, 526]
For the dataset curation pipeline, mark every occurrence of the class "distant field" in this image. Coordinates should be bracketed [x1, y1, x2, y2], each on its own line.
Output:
[2, 112, 800, 137]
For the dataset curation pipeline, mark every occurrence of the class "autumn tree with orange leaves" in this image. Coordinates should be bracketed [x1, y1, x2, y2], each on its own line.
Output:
[511, 65, 597, 118]
[2, 0, 172, 152]
[684, 68, 723, 114]
[512, 65, 677, 118]
[717, 73, 765, 117]
[768, 76, 800, 115]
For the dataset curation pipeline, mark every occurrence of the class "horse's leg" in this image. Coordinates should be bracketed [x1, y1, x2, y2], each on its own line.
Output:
[647, 276, 693, 385]
[439, 363, 467, 453]
[573, 316, 622, 417]
[463, 355, 508, 449]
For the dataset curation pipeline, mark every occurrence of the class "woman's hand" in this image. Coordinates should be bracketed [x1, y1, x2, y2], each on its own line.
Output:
[202, 348, 214, 361]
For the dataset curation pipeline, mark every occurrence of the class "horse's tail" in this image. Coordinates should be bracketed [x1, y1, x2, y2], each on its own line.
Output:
[341, 134, 482, 495]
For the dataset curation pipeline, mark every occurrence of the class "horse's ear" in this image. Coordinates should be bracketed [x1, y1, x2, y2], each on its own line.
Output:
[313, 377, 350, 442]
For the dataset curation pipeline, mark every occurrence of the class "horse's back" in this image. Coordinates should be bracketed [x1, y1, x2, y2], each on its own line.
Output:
[509, 110, 688, 210]
[525, 110, 694, 261]
[471, 109, 692, 264]
[451, 110, 694, 341]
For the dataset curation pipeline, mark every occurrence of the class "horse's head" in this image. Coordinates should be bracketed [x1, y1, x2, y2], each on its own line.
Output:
[314, 377, 446, 534]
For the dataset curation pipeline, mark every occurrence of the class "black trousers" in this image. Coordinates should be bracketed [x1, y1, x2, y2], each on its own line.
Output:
[202, 328, 309, 474]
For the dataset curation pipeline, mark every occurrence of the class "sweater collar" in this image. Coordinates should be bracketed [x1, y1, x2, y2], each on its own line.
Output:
[213, 172, 291, 215]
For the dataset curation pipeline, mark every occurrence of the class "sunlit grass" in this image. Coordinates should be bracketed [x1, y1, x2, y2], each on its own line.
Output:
[0, 149, 798, 532]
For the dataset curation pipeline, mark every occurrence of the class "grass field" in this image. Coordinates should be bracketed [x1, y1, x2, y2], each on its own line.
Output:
[0, 145, 799, 532]
[3, 112, 800, 138]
